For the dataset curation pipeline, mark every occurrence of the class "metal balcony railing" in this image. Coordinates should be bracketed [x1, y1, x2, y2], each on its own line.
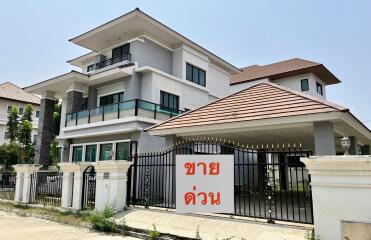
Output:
[94, 53, 131, 70]
[65, 99, 184, 127]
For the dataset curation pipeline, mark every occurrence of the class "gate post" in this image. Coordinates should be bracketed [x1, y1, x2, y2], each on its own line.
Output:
[95, 160, 132, 211]
[13, 164, 42, 204]
[58, 162, 93, 210]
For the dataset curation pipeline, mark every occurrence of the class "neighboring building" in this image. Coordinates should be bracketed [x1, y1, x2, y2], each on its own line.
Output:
[230, 58, 340, 99]
[0, 82, 40, 145]
[24, 8, 240, 165]
[148, 82, 370, 156]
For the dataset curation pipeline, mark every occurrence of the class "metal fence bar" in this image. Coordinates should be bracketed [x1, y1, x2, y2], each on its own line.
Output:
[29, 172, 63, 207]
[0, 172, 16, 200]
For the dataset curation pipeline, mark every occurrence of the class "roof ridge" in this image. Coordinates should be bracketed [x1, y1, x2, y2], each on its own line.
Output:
[263, 82, 348, 111]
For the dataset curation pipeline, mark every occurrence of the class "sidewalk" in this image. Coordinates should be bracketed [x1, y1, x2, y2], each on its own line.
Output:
[116, 208, 312, 240]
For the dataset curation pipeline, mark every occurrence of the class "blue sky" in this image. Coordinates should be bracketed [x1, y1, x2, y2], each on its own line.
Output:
[0, 1, 370, 127]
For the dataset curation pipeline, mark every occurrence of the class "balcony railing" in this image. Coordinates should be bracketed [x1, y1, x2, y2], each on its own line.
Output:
[65, 99, 184, 127]
[94, 53, 131, 70]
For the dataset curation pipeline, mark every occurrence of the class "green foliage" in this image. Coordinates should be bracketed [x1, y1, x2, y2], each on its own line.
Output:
[0, 144, 19, 167]
[52, 103, 62, 136]
[194, 225, 202, 240]
[147, 224, 161, 240]
[89, 205, 119, 232]
[50, 138, 59, 165]
[21, 104, 33, 123]
[6, 107, 19, 143]
[305, 229, 320, 240]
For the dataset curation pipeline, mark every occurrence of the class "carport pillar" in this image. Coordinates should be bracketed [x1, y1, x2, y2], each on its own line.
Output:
[94, 161, 132, 212]
[35, 91, 57, 167]
[313, 121, 336, 156]
[13, 165, 42, 204]
[349, 136, 358, 155]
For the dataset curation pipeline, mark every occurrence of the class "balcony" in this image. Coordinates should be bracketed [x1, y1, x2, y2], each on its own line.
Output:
[92, 53, 132, 71]
[65, 99, 184, 127]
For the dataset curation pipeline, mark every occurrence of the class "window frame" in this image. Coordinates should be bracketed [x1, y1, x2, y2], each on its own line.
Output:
[72, 146, 83, 162]
[185, 63, 206, 87]
[35, 110, 40, 118]
[300, 79, 309, 92]
[98, 91, 124, 107]
[316, 82, 323, 95]
[87, 64, 95, 72]
[160, 91, 179, 112]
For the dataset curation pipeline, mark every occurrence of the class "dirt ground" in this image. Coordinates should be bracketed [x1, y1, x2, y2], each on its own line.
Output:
[0, 211, 138, 240]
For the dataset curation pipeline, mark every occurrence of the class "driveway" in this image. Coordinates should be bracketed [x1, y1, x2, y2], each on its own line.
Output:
[0, 211, 138, 240]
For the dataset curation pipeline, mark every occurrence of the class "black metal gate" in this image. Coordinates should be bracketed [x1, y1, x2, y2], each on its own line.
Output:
[127, 139, 313, 224]
[30, 171, 63, 206]
[81, 166, 96, 210]
[0, 171, 16, 200]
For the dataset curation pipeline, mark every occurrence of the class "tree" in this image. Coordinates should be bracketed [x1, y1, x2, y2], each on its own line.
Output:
[6, 107, 19, 143]
[18, 105, 34, 163]
[21, 104, 33, 122]
[50, 103, 62, 165]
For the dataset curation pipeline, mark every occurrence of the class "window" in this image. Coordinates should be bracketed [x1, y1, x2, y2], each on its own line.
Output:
[85, 145, 97, 162]
[81, 98, 88, 110]
[36, 110, 40, 118]
[7, 106, 12, 113]
[4, 132, 9, 140]
[115, 142, 130, 160]
[72, 146, 83, 162]
[99, 92, 124, 106]
[87, 64, 95, 72]
[316, 82, 323, 95]
[301, 79, 309, 91]
[186, 63, 206, 87]
[112, 43, 130, 63]
[33, 135, 37, 143]
[19, 107, 24, 115]
[160, 91, 179, 112]
[99, 143, 113, 161]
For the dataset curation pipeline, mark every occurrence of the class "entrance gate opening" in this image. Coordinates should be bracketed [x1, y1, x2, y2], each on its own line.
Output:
[81, 166, 96, 210]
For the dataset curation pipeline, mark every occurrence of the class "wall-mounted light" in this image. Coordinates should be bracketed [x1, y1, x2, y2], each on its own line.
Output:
[341, 136, 351, 155]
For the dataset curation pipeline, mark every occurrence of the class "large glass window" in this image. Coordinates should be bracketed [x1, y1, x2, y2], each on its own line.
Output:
[81, 98, 88, 110]
[116, 142, 130, 160]
[85, 145, 97, 162]
[112, 43, 130, 63]
[72, 146, 83, 162]
[100, 92, 124, 106]
[99, 143, 113, 161]
[301, 79, 309, 91]
[186, 63, 206, 87]
[160, 91, 179, 112]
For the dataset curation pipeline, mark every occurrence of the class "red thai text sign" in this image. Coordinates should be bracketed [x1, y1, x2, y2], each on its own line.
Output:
[176, 155, 234, 213]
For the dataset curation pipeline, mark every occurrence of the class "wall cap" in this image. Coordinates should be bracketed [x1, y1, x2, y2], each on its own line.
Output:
[13, 164, 42, 173]
[58, 162, 94, 172]
[95, 160, 132, 172]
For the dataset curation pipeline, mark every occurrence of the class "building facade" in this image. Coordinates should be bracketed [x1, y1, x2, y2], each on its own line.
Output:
[25, 9, 240, 165]
[0, 82, 40, 145]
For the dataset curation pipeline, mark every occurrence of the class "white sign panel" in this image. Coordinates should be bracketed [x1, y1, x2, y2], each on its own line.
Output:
[176, 155, 234, 213]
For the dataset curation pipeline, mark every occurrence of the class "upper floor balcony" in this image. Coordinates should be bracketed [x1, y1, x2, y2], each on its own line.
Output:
[88, 53, 132, 73]
[65, 99, 184, 127]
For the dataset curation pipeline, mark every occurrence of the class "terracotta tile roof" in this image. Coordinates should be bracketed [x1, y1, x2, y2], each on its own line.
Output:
[147, 83, 347, 132]
[230, 58, 340, 85]
[0, 82, 40, 105]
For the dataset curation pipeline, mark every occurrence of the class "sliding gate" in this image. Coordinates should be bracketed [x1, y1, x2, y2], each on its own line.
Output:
[127, 140, 313, 224]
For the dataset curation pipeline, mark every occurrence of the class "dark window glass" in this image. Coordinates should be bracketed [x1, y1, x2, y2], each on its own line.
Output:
[85, 145, 97, 162]
[112, 43, 130, 63]
[116, 142, 130, 160]
[4, 132, 9, 140]
[316, 82, 323, 95]
[7, 106, 12, 113]
[81, 98, 88, 110]
[72, 146, 83, 162]
[100, 143, 113, 161]
[185, 63, 206, 87]
[36, 111, 40, 118]
[160, 91, 179, 112]
[87, 64, 95, 72]
[99, 92, 124, 106]
[19, 107, 24, 115]
[301, 79, 309, 91]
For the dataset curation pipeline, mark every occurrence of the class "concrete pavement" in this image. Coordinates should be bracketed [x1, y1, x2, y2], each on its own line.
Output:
[0, 211, 138, 240]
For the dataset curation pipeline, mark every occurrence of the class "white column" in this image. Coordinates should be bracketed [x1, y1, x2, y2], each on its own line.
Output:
[59, 162, 94, 210]
[302, 155, 371, 240]
[95, 160, 132, 211]
[13, 164, 42, 204]
[14, 172, 24, 202]
[313, 121, 336, 156]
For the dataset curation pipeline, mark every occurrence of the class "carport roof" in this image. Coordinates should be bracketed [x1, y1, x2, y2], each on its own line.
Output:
[147, 83, 356, 133]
